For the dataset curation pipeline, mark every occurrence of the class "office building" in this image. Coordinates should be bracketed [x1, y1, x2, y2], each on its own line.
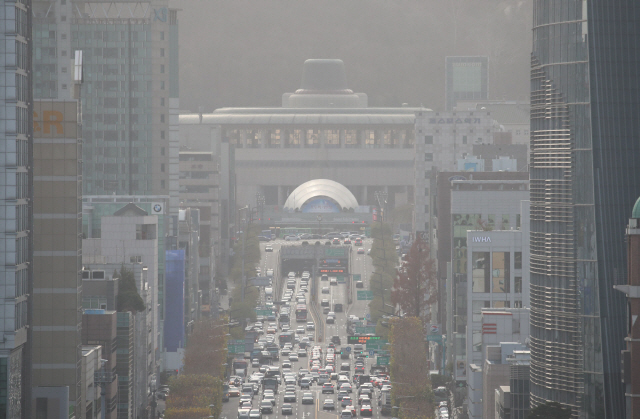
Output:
[413, 110, 494, 237]
[82, 264, 151, 418]
[32, 0, 180, 213]
[83, 204, 160, 396]
[0, 0, 32, 417]
[445, 56, 489, 111]
[180, 59, 428, 209]
[178, 152, 219, 308]
[455, 101, 530, 148]
[447, 180, 529, 385]
[465, 223, 531, 369]
[82, 310, 118, 419]
[614, 197, 640, 418]
[31, 100, 83, 416]
[529, 2, 640, 416]
[81, 345, 102, 419]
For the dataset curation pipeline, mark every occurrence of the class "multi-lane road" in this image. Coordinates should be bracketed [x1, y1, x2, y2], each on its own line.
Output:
[221, 237, 390, 419]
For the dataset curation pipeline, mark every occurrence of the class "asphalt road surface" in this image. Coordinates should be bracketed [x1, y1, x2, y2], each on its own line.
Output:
[220, 238, 390, 419]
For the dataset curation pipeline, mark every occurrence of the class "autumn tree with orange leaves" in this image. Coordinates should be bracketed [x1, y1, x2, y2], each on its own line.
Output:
[388, 317, 435, 418]
[392, 236, 437, 321]
[182, 318, 229, 378]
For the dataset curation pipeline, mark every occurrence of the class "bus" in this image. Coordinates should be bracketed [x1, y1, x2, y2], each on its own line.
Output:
[278, 331, 293, 347]
[295, 304, 308, 322]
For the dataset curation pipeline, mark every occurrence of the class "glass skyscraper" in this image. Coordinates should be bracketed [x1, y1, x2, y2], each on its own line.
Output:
[0, 0, 32, 417]
[530, 1, 640, 417]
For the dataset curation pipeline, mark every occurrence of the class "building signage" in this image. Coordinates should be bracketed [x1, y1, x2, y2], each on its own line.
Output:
[428, 118, 482, 124]
[154, 8, 168, 21]
[471, 236, 491, 243]
[33, 101, 78, 138]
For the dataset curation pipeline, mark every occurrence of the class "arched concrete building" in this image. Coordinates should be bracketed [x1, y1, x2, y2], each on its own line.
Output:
[180, 59, 431, 209]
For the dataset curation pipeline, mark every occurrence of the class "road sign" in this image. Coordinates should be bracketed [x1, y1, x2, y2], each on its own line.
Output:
[347, 335, 383, 344]
[337, 275, 346, 284]
[366, 339, 388, 350]
[369, 350, 375, 357]
[353, 274, 361, 282]
[227, 343, 245, 354]
[345, 346, 351, 352]
[355, 326, 377, 335]
[426, 334, 443, 343]
[255, 309, 273, 316]
[377, 356, 390, 366]
[365, 313, 371, 321]
[357, 290, 373, 300]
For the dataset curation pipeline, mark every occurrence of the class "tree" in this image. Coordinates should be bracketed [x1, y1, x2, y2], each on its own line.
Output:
[392, 237, 437, 321]
[116, 266, 145, 313]
[527, 402, 572, 419]
[164, 374, 222, 419]
[388, 317, 434, 418]
[182, 320, 229, 378]
[368, 222, 397, 323]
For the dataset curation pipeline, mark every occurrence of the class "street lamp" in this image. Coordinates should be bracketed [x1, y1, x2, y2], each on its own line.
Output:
[317, 215, 322, 236]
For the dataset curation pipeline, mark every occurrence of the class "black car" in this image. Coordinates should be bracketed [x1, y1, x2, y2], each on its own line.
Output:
[355, 281, 364, 288]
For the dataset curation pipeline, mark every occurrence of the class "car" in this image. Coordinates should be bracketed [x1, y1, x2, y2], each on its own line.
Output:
[360, 404, 373, 417]
[332, 238, 341, 244]
[355, 280, 364, 288]
[258, 236, 270, 242]
[283, 391, 296, 402]
[260, 400, 273, 414]
[281, 361, 292, 369]
[344, 238, 351, 244]
[337, 390, 349, 401]
[289, 354, 299, 362]
[306, 321, 315, 330]
[265, 246, 273, 252]
[340, 382, 353, 393]
[341, 396, 353, 407]
[228, 386, 240, 397]
[263, 393, 276, 406]
[297, 349, 307, 357]
[330, 277, 338, 285]
[249, 409, 262, 419]
[326, 315, 335, 324]
[296, 326, 306, 334]
[237, 409, 251, 419]
[321, 274, 329, 281]
[281, 403, 293, 415]
[322, 286, 330, 294]
[322, 383, 335, 394]
[321, 299, 330, 307]
[357, 248, 365, 254]
[355, 238, 363, 246]
[358, 395, 371, 406]
[299, 377, 311, 389]
[340, 409, 354, 418]
[323, 398, 336, 410]
[323, 306, 330, 314]
[302, 392, 314, 404]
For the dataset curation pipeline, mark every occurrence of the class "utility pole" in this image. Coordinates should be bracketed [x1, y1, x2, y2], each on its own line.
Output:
[238, 206, 249, 303]
[375, 190, 389, 304]
[256, 192, 265, 231]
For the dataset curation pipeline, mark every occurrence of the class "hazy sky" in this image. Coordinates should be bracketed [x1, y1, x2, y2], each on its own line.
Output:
[175, 0, 532, 112]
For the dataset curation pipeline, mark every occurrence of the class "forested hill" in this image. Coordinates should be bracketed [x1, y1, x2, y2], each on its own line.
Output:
[176, 0, 531, 112]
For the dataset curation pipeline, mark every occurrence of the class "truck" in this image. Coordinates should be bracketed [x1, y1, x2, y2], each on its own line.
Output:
[380, 389, 393, 416]
[233, 359, 248, 380]
[334, 303, 343, 312]
[263, 377, 279, 392]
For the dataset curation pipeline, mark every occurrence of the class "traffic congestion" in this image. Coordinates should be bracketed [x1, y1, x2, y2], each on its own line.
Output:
[220, 233, 397, 419]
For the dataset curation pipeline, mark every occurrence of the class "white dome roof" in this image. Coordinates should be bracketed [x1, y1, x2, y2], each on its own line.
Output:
[284, 179, 358, 211]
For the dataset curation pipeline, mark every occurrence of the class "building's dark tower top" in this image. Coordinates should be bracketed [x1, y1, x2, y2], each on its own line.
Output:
[297, 59, 352, 94]
[283, 59, 367, 108]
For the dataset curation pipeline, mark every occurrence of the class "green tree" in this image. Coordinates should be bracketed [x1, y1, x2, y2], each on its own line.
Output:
[527, 402, 572, 419]
[368, 222, 397, 323]
[116, 266, 145, 312]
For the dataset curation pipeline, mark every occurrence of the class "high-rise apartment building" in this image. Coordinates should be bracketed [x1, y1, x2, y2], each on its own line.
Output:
[33, 0, 179, 212]
[530, 2, 640, 416]
[0, 0, 32, 417]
